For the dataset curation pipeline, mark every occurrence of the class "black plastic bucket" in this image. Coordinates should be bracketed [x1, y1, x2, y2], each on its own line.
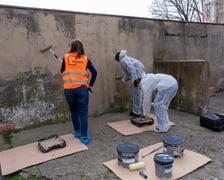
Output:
[162, 134, 185, 158]
[154, 153, 174, 178]
[116, 143, 139, 168]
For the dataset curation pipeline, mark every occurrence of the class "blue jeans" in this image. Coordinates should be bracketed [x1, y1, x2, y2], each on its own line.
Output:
[64, 86, 89, 137]
[154, 84, 178, 131]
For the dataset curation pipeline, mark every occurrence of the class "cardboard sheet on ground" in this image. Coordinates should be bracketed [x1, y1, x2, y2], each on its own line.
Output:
[0, 134, 88, 175]
[107, 115, 175, 136]
[103, 143, 212, 180]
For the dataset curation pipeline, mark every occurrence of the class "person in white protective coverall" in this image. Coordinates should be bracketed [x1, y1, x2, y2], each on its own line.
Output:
[115, 50, 145, 117]
[134, 73, 178, 132]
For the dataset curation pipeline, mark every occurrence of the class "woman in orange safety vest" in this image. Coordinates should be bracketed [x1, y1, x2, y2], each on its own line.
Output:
[61, 39, 97, 145]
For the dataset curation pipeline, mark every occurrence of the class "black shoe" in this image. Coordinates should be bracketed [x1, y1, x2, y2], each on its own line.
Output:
[129, 111, 142, 118]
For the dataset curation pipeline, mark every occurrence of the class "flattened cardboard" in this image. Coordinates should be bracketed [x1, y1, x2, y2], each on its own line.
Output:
[107, 115, 175, 135]
[0, 134, 88, 175]
[103, 143, 212, 180]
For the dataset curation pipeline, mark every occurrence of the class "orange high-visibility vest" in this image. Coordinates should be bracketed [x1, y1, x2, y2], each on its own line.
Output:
[62, 52, 90, 89]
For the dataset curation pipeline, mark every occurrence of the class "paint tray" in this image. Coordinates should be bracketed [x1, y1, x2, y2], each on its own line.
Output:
[38, 134, 66, 153]
[130, 117, 154, 127]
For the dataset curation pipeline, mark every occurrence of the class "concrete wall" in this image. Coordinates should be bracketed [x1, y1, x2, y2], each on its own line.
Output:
[0, 6, 224, 128]
[154, 60, 209, 115]
[153, 21, 224, 90]
[217, 0, 224, 23]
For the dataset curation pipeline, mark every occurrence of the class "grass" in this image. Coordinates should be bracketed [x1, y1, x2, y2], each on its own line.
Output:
[2, 131, 13, 148]
[2, 129, 20, 148]
[9, 173, 41, 180]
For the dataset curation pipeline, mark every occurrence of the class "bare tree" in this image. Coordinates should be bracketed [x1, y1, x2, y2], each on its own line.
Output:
[151, 0, 205, 22]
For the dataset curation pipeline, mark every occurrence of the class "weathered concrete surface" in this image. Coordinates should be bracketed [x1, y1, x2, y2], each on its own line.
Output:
[0, 6, 153, 128]
[154, 60, 209, 115]
[0, 5, 224, 132]
[0, 92, 223, 180]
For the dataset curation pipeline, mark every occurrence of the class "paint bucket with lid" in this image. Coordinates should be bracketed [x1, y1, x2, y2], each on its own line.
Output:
[154, 153, 174, 178]
[116, 143, 139, 168]
[162, 134, 185, 158]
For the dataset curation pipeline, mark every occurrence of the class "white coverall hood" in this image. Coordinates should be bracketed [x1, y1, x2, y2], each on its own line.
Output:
[119, 50, 127, 60]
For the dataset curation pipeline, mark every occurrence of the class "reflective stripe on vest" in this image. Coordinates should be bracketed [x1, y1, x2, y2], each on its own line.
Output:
[62, 53, 90, 89]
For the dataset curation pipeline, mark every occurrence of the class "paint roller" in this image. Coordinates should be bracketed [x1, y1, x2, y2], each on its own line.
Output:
[40, 45, 63, 63]
[128, 162, 145, 171]
[129, 162, 148, 179]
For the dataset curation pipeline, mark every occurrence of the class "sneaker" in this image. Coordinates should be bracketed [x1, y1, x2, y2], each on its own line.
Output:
[129, 111, 142, 118]
[154, 127, 169, 133]
[80, 135, 91, 145]
[74, 132, 81, 138]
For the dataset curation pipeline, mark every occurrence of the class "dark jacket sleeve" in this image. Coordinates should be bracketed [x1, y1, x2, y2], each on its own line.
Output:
[87, 58, 97, 87]
[60, 58, 65, 73]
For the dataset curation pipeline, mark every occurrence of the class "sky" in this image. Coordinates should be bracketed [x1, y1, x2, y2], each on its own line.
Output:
[0, 0, 152, 18]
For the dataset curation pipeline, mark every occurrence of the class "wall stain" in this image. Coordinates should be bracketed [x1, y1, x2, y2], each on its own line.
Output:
[0, 69, 68, 129]
[118, 17, 152, 33]
[6, 9, 40, 34]
[54, 13, 75, 38]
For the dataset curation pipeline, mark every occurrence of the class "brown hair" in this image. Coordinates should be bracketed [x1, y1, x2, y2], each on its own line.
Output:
[134, 78, 141, 88]
[68, 39, 85, 58]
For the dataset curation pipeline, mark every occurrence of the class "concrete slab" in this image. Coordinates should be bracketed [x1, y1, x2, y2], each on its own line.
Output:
[0, 92, 223, 180]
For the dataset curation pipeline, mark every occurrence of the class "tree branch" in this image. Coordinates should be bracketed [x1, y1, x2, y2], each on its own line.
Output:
[151, 0, 203, 22]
